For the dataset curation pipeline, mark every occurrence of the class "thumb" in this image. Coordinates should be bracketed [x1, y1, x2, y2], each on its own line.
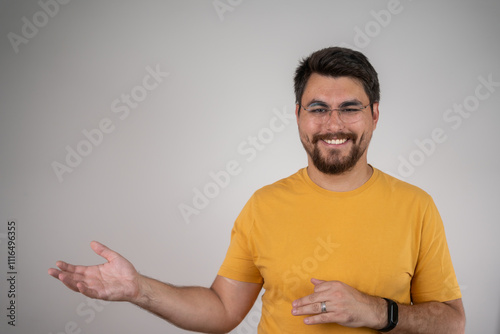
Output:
[311, 278, 326, 286]
[90, 241, 120, 262]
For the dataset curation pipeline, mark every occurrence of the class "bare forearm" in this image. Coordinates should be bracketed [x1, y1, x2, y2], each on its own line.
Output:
[132, 275, 233, 333]
[389, 300, 465, 334]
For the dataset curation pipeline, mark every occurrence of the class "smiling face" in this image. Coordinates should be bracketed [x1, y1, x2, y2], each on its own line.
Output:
[296, 73, 379, 175]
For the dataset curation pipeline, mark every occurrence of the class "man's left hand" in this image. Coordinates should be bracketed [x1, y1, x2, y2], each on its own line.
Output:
[291, 278, 387, 329]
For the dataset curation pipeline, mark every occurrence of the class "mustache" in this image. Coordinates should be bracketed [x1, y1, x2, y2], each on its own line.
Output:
[312, 132, 358, 144]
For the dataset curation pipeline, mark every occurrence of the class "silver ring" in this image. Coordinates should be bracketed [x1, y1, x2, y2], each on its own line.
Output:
[320, 301, 327, 313]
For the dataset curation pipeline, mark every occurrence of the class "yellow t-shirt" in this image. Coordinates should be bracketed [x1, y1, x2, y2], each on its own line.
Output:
[218, 168, 461, 333]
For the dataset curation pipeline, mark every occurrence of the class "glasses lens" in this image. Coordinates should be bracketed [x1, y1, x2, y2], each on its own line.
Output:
[339, 110, 359, 123]
[339, 106, 367, 123]
[303, 106, 330, 124]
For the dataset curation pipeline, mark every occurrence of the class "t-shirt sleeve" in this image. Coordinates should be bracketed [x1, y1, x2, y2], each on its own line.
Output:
[217, 197, 264, 284]
[410, 197, 462, 303]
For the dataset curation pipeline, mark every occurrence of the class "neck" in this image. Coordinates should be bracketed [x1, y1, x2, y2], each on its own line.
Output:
[307, 160, 373, 192]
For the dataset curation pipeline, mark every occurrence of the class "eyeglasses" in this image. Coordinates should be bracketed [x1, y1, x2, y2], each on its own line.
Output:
[300, 103, 370, 124]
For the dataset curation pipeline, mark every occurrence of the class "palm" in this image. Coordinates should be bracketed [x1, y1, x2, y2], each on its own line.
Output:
[48, 241, 139, 301]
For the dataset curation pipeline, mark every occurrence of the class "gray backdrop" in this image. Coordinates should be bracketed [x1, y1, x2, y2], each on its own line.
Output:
[1, 0, 499, 333]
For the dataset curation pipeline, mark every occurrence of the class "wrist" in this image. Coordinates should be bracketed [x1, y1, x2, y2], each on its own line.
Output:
[371, 297, 389, 330]
[130, 274, 152, 306]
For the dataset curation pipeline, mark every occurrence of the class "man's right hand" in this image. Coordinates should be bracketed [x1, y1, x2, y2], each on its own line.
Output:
[48, 241, 263, 332]
[48, 241, 140, 302]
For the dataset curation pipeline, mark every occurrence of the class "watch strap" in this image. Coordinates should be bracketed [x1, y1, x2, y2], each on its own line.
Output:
[378, 298, 398, 332]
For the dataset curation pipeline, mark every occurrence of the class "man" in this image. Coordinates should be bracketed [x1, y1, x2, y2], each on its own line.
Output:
[48, 47, 465, 333]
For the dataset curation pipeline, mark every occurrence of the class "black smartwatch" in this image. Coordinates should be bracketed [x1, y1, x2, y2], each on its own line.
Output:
[378, 298, 398, 332]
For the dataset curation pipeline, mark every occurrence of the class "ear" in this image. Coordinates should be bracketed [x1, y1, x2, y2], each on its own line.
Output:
[295, 103, 300, 124]
[371, 102, 380, 130]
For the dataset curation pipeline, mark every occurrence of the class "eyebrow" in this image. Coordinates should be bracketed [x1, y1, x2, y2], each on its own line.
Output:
[338, 99, 363, 108]
[305, 98, 363, 108]
[306, 99, 329, 107]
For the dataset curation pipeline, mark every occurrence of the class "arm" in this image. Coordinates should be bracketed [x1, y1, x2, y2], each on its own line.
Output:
[48, 241, 262, 333]
[134, 275, 262, 333]
[392, 298, 465, 334]
[291, 279, 465, 333]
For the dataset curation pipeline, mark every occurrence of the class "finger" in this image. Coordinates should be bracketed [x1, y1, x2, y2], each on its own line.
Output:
[303, 312, 333, 325]
[311, 278, 326, 286]
[302, 304, 352, 325]
[292, 294, 314, 308]
[90, 241, 120, 262]
[313, 282, 330, 293]
[56, 261, 76, 272]
[48, 267, 85, 292]
[311, 278, 329, 292]
[56, 261, 88, 275]
[292, 300, 327, 316]
[312, 279, 342, 293]
[76, 282, 101, 299]
[58, 272, 86, 293]
[293, 290, 327, 308]
[48, 268, 61, 279]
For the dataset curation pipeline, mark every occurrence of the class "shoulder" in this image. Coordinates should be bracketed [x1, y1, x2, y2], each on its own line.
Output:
[252, 168, 307, 199]
[239, 169, 309, 214]
[372, 169, 436, 209]
[233, 169, 307, 231]
[375, 169, 431, 197]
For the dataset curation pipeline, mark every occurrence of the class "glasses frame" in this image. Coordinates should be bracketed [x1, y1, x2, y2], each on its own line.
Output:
[299, 103, 371, 124]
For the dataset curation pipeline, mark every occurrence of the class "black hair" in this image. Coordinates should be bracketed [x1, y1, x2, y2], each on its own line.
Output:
[294, 47, 380, 108]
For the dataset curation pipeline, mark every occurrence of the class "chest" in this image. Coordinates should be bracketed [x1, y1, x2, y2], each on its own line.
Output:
[250, 201, 420, 304]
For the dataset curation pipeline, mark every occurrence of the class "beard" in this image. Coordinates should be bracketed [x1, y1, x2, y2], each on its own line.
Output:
[302, 132, 368, 175]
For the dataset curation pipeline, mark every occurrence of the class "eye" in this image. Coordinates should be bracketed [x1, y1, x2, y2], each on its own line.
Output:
[308, 107, 329, 113]
[339, 108, 361, 113]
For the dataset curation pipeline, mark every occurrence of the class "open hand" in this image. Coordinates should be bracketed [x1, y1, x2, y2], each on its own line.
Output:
[48, 241, 141, 302]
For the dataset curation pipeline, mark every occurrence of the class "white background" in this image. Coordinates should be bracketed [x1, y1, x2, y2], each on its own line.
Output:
[0, 0, 499, 333]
